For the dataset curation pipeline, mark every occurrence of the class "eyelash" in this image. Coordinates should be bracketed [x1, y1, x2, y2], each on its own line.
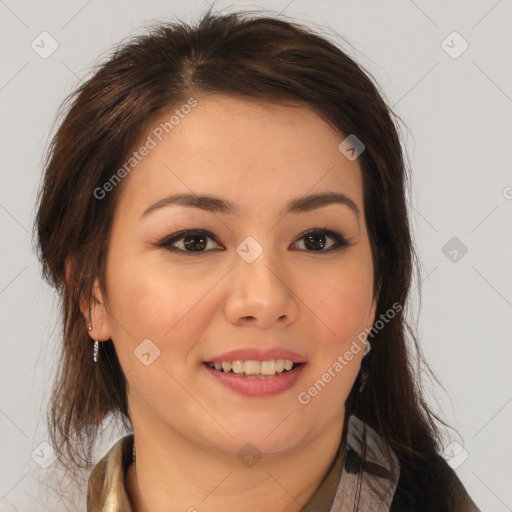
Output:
[155, 228, 351, 256]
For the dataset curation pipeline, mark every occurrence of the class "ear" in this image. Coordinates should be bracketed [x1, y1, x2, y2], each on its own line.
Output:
[65, 257, 112, 342]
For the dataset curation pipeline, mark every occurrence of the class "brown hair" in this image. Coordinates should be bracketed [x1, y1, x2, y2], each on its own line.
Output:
[35, 6, 448, 507]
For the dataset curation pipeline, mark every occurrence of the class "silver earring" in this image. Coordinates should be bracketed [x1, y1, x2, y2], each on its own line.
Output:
[358, 368, 368, 392]
[89, 323, 99, 363]
[93, 340, 99, 363]
[359, 338, 371, 392]
[363, 339, 371, 357]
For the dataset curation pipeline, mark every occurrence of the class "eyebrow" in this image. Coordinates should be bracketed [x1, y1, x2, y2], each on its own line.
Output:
[141, 191, 360, 219]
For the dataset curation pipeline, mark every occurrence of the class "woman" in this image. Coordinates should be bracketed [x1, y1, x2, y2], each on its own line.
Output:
[35, 7, 481, 511]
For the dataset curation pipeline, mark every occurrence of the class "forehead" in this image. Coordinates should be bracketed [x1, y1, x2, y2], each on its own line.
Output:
[116, 94, 364, 217]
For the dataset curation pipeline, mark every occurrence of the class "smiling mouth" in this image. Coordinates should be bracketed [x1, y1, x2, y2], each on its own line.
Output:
[204, 360, 304, 379]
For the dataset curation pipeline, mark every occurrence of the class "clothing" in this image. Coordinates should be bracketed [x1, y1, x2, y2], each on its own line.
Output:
[87, 415, 480, 511]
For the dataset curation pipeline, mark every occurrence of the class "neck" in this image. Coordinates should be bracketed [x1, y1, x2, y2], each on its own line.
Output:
[125, 412, 344, 512]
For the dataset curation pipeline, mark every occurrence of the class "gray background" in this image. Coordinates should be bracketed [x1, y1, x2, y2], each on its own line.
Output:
[1, 0, 511, 510]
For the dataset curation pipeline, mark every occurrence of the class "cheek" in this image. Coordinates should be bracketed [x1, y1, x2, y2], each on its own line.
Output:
[105, 252, 216, 362]
[308, 258, 374, 343]
[301, 253, 373, 405]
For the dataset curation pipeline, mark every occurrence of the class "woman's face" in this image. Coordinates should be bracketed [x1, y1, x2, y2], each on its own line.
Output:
[92, 94, 376, 456]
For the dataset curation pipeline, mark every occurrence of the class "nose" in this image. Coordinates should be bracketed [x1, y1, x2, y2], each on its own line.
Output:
[224, 249, 299, 329]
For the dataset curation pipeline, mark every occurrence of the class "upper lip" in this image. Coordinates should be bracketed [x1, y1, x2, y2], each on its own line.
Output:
[205, 348, 307, 363]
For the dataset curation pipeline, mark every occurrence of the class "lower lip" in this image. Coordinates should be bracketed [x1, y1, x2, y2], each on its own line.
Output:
[203, 363, 307, 397]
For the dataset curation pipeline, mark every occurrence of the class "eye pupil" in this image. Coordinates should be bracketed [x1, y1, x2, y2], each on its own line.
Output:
[184, 235, 207, 251]
[160, 229, 346, 256]
[304, 234, 326, 251]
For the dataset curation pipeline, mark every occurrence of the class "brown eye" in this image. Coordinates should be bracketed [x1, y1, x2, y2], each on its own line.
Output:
[292, 229, 349, 253]
[157, 228, 349, 256]
[158, 230, 222, 255]
[182, 234, 207, 251]
[303, 233, 329, 251]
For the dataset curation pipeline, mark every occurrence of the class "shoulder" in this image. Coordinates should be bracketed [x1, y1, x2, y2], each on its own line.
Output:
[390, 452, 481, 512]
[87, 433, 135, 512]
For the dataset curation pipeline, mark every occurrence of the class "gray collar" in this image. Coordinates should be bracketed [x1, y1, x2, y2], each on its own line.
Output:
[329, 415, 400, 511]
[87, 414, 400, 512]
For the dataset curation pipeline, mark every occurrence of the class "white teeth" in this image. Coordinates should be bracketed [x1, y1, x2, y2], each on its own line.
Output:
[260, 360, 276, 375]
[232, 360, 244, 374]
[208, 359, 299, 376]
[276, 359, 285, 372]
[244, 360, 261, 375]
